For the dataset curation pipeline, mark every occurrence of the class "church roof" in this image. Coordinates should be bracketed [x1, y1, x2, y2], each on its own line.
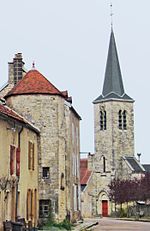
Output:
[142, 164, 150, 172]
[124, 156, 145, 173]
[5, 69, 67, 98]
[93, 30, 134, 103]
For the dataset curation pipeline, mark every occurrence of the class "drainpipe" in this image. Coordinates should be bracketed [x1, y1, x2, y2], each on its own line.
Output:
[15, 126, 23, 221]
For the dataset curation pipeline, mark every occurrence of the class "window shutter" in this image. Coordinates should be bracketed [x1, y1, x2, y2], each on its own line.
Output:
[10, 145, 15, 175]
[16, 147, 20, 177]
[32, 144, 34, 171]
[28, 142, 31, 170]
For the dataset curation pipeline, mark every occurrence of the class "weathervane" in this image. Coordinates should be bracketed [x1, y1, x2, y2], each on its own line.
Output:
[110, 2, 114, 30]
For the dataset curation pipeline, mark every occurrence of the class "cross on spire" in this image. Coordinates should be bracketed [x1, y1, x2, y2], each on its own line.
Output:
[110, 2, 114, 30]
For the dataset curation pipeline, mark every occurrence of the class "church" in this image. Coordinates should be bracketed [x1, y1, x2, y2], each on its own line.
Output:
[80, 29, 146, 218]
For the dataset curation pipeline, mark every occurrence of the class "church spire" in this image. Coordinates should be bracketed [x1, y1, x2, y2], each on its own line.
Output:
[102, 30, 124, 97]
[94, 30, 133, 103]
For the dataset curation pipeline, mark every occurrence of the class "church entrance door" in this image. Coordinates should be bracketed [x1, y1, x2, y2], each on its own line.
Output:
[102, 200, 108, 217]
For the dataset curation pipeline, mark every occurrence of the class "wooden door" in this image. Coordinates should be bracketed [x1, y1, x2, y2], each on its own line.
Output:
[102, 200, 108, 217]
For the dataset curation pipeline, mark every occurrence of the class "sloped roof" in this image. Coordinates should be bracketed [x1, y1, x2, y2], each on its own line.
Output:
[5, 69, 67, 98]
[142, 164, 150, 172]
[0, 102, 39, 133]
[125, 156, 145, 173]
[80, 159, 92, 185]
[93, 30, 134, 103]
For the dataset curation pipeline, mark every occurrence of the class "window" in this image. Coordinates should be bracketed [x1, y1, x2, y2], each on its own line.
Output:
[39, 200, 51, 218]
[60, 173, 65, 190]
[27, 189, 32, 221]
[16, 147, 20, 177]
[123, 110, 127, 130]
[100, 110, 107, 130]
[28, 141, 34, 170]
[100, 111, 104, 130]
[103, 156, 106, 173]
[10, 145, 15, 175]
[104, 111, 107, 130]
[42, 167, 50, 179]
[118, 110, 122, 129]
[118, 110, 127, 130]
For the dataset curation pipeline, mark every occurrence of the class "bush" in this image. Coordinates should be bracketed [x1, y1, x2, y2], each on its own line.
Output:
[41, 218, 72, 230]
[118, 208, 127, 218]
[54, 219, 72, 230]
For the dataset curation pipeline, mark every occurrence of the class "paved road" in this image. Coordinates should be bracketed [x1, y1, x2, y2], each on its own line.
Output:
[92, 218, 150, 231]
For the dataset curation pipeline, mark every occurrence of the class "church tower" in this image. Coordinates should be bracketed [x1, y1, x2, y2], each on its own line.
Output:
[93, 29, 134, 173]
[92, 30, 134, 216]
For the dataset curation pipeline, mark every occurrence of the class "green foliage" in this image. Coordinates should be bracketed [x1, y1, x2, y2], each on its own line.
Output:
[42, 219, 72, 230]
[53, 219, 72, 230]
[118, 208, 127, 218]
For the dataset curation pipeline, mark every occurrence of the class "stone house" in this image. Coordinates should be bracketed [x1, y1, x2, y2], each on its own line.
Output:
[80, 29, 146, 218]
[0, 55, 81, 222]
[0, 99, 39, 231]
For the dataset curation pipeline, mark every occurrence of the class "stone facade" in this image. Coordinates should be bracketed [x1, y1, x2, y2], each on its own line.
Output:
[91, 99, 134, 216]
[5, 69, 81, 222]
[94, 100, 134, 174]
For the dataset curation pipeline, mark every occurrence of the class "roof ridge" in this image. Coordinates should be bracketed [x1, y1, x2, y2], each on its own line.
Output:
[5, 69, 67, 99]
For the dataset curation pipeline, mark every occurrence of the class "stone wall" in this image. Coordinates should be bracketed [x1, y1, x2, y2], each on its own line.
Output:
[6, 94, 81, 221]
[91, 99, 134, 216]
[94, 100, 134, 173]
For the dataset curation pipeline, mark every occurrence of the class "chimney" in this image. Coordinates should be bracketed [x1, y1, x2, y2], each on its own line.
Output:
[137, 153, 141, 162]
[8, 53, 25, 85]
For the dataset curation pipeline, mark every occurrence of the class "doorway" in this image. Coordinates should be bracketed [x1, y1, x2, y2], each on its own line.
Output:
[102, 200, 108, 217]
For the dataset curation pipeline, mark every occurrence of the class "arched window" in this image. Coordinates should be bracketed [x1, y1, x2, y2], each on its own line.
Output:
[100, 110, 107, 130]
[104, 111, 107, 130]
[123, 110, 127, 130]
[118, 110, 127, 130]
[118, 110, 122, 129]
[100, 111, 103, 130]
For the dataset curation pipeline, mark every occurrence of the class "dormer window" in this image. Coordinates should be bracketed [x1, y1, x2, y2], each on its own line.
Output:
[100, 110, 107, 130]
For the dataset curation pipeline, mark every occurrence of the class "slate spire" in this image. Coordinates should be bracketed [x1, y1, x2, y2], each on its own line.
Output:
[94, 30, 133, 103]
[102, 30, 124, 97]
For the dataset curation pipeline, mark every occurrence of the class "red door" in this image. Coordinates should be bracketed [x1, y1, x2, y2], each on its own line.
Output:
[102, 200, 108, 217]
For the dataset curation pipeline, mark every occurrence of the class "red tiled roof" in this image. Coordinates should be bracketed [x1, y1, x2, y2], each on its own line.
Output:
[80, 159, 92, 185]
[5, 69, 67, 98]
[0, 103, 39, 133]
[0, 104, 25, 123]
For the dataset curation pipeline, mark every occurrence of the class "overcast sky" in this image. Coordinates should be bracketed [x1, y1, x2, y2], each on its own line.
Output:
[0, 0, 150, 163]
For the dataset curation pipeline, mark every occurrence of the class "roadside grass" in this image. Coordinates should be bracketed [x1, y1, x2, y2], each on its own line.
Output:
[41, 219, 73, 230]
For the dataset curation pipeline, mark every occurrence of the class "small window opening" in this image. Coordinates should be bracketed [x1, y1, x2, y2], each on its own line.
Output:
[100, 110, 107, 130]
[118, 110, 122, 129]
[42, 167, 50, 179]
[103, 156, 106, 173]
[123, 110, 127, 130]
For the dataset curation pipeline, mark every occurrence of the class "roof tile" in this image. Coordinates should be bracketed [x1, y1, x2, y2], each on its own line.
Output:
[80, 159, 91, 184]
[6, 69, 67, 98]
[0, 103, 39, 133]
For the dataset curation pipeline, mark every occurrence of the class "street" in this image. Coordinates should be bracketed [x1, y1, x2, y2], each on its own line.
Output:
[92, 218, 150, 231]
